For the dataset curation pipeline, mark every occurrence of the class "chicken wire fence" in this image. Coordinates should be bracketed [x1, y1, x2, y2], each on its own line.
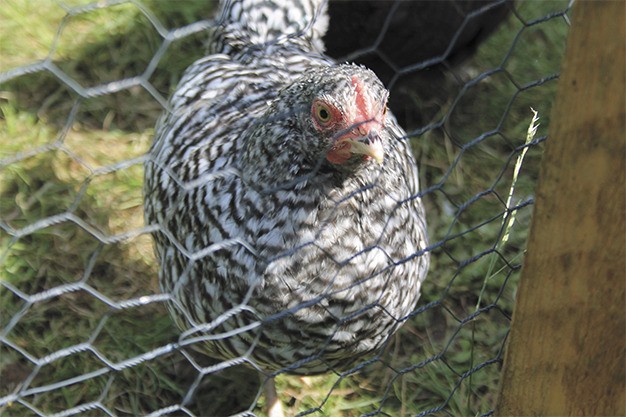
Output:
[0, 1, 572, 416]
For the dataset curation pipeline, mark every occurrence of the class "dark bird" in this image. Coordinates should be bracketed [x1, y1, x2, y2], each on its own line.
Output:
[324, 0, 512, 128]
[144, 0, 429, 385]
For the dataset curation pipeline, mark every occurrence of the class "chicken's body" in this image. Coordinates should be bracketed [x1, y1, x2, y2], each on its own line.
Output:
[144, 0, 429, 375]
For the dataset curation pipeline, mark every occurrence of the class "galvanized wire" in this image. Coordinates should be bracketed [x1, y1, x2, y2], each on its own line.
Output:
[0, 1, 572, 416]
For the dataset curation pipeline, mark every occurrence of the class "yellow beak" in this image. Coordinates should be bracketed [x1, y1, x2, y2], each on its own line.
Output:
[344, 134, 384, 165]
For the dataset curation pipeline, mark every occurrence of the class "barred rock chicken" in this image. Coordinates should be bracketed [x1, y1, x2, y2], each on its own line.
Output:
[144, 0, 429, 384]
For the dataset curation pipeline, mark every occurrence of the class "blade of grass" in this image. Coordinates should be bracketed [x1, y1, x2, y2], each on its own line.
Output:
[468, 108, 540, 412]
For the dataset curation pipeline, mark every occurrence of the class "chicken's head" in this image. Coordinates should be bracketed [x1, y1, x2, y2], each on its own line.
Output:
[241, 64, 392, 186]
[307, 68, 387, 167]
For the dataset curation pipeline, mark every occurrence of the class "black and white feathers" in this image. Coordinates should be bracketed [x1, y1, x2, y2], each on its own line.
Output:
[144, 0, 429, 374]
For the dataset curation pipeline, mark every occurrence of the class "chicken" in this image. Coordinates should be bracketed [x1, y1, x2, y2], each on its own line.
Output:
[144, 0, 429, 377]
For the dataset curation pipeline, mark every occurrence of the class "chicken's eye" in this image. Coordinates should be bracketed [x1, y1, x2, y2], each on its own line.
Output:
[312, 100, 335, 127]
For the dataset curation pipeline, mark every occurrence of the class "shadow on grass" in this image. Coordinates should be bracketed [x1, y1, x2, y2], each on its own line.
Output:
[0, 153, 260, 416]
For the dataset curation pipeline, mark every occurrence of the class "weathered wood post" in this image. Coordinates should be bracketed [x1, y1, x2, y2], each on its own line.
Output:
[494, 1, 625, 415]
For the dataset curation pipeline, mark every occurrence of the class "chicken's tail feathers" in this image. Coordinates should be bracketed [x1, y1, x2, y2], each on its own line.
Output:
[210, 0, 329, 55]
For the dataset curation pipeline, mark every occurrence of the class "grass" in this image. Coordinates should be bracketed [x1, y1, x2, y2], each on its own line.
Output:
[0, 0, 571, 416]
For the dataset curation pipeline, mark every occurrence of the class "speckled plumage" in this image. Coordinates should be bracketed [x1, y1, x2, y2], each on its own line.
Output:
[144, 0, 429, 374]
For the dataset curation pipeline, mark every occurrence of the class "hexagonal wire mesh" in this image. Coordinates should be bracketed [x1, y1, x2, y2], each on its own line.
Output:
[0, 0, 572, 416]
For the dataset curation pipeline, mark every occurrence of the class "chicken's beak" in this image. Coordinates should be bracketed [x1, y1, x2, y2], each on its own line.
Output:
[345, 130, 384, 164]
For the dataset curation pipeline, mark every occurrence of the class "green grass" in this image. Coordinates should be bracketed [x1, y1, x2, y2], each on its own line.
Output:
[1, 0, 570, 416]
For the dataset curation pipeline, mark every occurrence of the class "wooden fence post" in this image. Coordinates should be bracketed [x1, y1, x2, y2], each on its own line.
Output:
[494, 1, 625, 416]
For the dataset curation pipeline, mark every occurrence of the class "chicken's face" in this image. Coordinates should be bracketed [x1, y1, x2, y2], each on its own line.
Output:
[308, 72, 387, 167]
[241, 65, 392, 186]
